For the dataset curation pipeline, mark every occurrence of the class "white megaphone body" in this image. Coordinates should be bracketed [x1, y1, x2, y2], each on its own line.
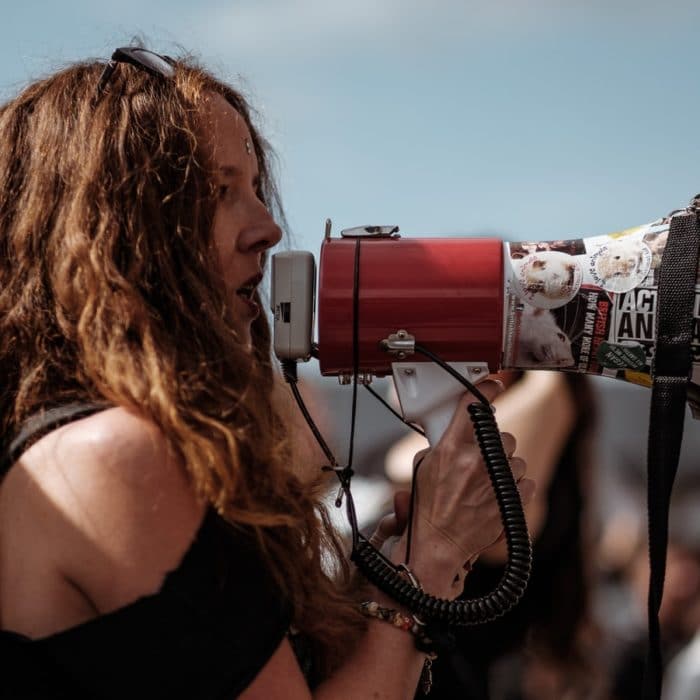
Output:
[272, 206, 700, 446]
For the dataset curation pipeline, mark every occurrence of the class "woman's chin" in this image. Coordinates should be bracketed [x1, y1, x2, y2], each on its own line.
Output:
[239, 329, 253, 352]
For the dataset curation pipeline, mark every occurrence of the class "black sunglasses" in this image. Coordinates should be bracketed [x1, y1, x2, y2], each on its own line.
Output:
[96, 47, 176, 95]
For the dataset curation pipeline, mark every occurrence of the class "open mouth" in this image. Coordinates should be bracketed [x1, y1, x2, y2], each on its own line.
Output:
[236, 273, 263, 315]
[237, 272, 262, 298]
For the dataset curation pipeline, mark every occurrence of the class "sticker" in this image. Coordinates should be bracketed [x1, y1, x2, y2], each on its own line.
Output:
[624, 370, 653, 388]
[509, 239, 586, 258]
[596, 340, 646, 370]
[642, 227, 670, 283]
[589, 239, 652, 293]
[510, 251, 583, 309]
[511, 303, 575, 368]
[607, 224, 645, 240]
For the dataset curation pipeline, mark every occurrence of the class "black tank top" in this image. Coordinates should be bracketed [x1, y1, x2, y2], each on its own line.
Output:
[0, 404, 299, 699]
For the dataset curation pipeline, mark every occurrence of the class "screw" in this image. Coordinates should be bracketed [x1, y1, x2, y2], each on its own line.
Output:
[402, 368, 415, 376]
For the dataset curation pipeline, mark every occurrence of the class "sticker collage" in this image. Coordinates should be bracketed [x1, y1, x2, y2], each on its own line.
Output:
[502, 211, 700, 387]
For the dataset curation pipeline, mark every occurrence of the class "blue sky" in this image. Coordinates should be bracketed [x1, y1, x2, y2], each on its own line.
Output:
[3, 0, 700, 254]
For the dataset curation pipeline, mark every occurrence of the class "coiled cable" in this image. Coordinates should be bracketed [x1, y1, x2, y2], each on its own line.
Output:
[350, 388, 532, 625]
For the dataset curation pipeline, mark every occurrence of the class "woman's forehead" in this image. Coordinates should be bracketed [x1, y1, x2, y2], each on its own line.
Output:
[201, 92, 255, 168]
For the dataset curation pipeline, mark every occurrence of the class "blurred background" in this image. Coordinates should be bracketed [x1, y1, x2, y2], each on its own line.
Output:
[4, 2, 700, 697]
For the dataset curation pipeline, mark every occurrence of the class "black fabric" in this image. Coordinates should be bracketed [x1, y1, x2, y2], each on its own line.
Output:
[1, 406, 294, 699]
[0, 402, 111, 476]
[644, 209, 700, 699]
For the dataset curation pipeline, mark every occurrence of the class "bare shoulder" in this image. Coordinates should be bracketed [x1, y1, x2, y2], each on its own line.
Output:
[7, 406, 207, 611]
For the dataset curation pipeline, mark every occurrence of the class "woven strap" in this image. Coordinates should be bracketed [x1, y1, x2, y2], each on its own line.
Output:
[643, 209, 700, 699]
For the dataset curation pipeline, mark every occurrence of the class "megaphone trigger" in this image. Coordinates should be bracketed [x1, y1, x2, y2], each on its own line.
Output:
[391, 361, 491, 446]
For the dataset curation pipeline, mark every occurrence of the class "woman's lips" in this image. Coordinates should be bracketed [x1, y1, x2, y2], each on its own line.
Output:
[238, 293, 260, 318]
[236, 272, 263, 319]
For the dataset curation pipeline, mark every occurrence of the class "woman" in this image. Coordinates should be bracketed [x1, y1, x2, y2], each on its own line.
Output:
[0, 48, 532, 698]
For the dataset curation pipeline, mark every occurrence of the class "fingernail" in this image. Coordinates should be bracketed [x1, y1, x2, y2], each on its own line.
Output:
[481, 379, 505, 393]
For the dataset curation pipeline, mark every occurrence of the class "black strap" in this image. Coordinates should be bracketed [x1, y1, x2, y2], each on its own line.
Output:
[0, 402, 111, 475]
[643, 209, 700, 698]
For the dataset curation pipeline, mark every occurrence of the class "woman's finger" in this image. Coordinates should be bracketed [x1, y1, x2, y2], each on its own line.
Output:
[412, 448, 430, 469]
[517, 477, 536, 505]
[509, 456, 526, 481]
[393, 490, 411, 533]
[436, 379, 505, 447]
[500, 431, 516, 457]
[369, 513, 398, 548]
[369, 490, 412, 548]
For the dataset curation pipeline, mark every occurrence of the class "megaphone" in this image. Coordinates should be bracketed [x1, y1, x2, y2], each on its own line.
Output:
[272, 209, 699, 443]
[271, 202, 699, 696]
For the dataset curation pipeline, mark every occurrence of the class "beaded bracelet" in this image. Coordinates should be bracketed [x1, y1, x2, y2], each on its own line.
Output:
[359, 601, 425, 636]
[359, 600, 437, 694]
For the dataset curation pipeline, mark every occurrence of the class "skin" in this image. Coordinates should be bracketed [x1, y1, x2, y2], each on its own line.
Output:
[0, 92, 533, 699]
[205, 93, 283, 348]
[384, 370, 576, 562]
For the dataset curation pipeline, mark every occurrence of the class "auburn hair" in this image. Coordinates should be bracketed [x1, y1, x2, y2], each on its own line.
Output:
[0, 55, 364, 677]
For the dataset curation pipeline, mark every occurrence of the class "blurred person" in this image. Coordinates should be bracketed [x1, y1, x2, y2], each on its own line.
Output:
[0, 47, 534, 698]
[592, 379, 700, 700]
[602, 526, 700, 700]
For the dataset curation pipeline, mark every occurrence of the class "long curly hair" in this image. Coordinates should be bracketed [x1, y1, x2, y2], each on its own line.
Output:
[0, 54, 364, 677]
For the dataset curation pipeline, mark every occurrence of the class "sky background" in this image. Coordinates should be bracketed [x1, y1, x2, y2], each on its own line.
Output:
[3, 2, 700, 502]
[3, 0, 700, 251]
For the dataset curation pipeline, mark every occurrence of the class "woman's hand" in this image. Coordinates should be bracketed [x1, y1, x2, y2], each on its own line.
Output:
[391, 380, 535, 599]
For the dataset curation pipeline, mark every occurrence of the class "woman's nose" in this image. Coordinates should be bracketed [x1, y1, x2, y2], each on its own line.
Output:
[238, 202, 283, 253]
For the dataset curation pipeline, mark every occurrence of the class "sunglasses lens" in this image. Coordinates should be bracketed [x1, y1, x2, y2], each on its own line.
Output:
[128, 49, 175, 78]
[98, 47, 176, 97]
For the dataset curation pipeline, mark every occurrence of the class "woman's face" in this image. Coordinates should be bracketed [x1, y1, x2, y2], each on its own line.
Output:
[203, 93, 282, 349]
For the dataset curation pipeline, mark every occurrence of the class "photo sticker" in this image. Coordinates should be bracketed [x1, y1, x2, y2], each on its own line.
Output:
[589, 239, 652, 293]
[512, 303, 575, 368]
[511, 251, 583, 309]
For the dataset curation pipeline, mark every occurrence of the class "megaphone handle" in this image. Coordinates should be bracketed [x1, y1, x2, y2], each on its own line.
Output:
[391, 361, 491, 445]
[420, 401, 461, 446]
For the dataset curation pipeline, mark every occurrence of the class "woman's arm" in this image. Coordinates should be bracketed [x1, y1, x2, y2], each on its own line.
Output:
[243, 381, 535, 699]
[21, 384, 527, 700]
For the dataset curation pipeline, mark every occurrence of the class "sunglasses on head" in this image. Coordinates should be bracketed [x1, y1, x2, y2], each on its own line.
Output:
[96, 47, 176, 95]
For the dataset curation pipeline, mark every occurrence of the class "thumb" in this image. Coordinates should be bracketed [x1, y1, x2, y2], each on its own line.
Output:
[369, 490, 412, 549]
[393, 490, 411, 533]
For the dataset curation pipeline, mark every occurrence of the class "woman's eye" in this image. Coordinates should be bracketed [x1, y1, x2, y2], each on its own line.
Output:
[218, 185, 230, 199]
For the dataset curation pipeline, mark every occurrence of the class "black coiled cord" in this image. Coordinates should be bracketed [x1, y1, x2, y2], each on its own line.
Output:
[282, 357, 532, 626]
[350, 400, 531, 626]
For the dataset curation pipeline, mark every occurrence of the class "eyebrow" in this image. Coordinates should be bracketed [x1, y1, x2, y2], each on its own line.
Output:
[218, 165, 243, 177]
[218, 164, 260, 183]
